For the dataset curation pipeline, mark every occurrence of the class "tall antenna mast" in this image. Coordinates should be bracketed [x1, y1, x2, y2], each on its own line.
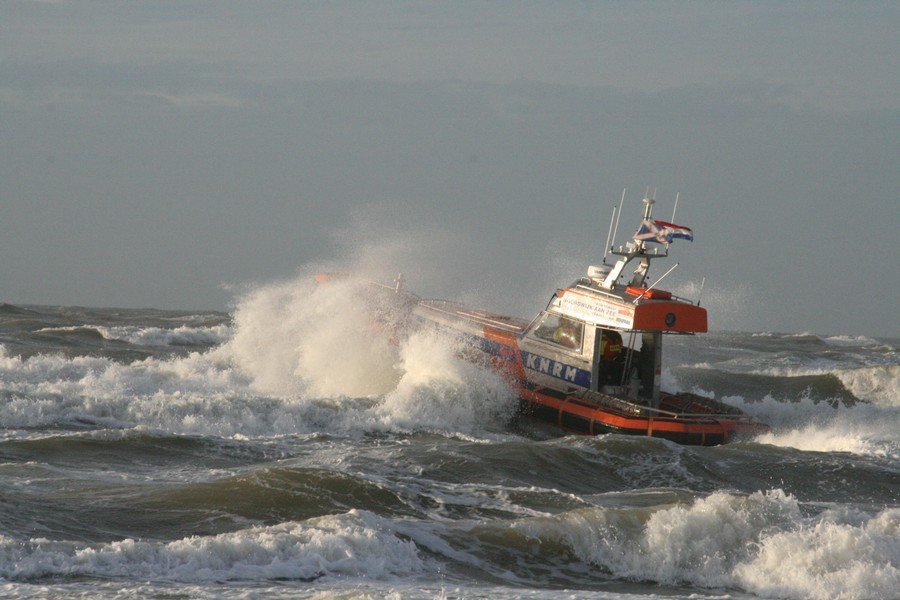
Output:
[609, 188, 626, 251]
[671, 191, 680, 222]
[602, 205, 617, 263]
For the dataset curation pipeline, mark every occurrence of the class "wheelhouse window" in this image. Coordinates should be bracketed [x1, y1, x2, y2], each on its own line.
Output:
[532, 314, 583, 352]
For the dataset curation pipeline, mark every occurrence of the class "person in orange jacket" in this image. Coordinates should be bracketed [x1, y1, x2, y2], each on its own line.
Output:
[599, 329, 625, 386]
[601, 329, 623, 362]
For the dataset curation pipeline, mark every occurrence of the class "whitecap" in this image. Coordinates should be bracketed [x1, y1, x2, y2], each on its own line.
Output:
[511, 490, 899, 599]
[0, 510, 422, 582]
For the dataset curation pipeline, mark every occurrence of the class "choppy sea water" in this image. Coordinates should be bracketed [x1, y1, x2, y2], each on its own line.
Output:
[0, 278, 897, 599]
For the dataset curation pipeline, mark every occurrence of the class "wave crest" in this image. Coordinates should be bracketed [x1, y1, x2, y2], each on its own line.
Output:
[0, 510, 422, 582]
[225, 277, 402, 398]
[376, 330, 517, 434]
[0, 275, 517, 438]
[505, 490, 898, 599]
[36, 324, 231, 347]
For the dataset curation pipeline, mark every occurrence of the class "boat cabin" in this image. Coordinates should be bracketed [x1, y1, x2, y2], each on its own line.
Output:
[519, 197, 706, 405]
[519, 284, 701, 405]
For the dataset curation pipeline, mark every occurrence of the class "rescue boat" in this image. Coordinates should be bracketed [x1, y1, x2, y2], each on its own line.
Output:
[319, 194, 769, 446]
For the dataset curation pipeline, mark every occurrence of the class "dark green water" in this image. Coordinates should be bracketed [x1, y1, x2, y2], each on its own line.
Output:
[0, 297, 897, 599]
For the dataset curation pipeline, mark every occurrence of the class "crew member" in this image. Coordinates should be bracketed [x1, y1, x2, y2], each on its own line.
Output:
[599, 329, 625, 385]
[600, 329, 623, 362]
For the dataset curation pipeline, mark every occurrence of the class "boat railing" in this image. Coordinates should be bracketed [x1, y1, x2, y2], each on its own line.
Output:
[571, 282, 697, 306]
[417, 300, 525, 332]
[629, 290, 698, 306]
[666, 293, 696, 305]
[651, 407, 759, 421]
[571, 283, 629, 303]
[578, 390, 760, 422]
[367, 279, 421, 300]
[317, 272, 424, 302]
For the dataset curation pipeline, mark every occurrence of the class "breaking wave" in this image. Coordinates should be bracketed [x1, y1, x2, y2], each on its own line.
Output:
[739, 364, 900, 407]
[824, 334, 883, 347]
[377, 329, 517, 434]
[746, 394, 900, 459]
[678, 359, 898, 405]
[500, 489, 899, 600]
[0, 510, 422, 583]
[224, 277, 402, 398]
[662, 363, 899, 459]
[223, 274, 516, 434]
[36, 324, 231, 347]
[4, 488, 895, 599]
[664, 328, 899, 459]
[0, 275, 516, 438]
[837, 364, 900, 407]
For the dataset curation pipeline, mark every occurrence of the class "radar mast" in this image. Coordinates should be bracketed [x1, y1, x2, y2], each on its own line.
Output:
[599, 194, 669, 290]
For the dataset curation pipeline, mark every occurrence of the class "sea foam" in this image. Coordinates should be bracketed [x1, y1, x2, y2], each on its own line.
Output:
[376, 329, 517, 434]
[0, 510, 422, 582]
[36, 324, 231, 347]
[223, 274, 517, 435]
[663, 360, 900, 458]
[733, 507, 900, 599]
[837, 364, 900, 407]
[511, 490, 899, 600]
[225, 276, 402, 398]
[726, 394, 900, 459]
[0, 275, 517, 438]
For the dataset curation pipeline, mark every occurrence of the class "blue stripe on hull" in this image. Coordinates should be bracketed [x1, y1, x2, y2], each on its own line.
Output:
[476, 337, 518, 364]
[521, 351, 592, 388]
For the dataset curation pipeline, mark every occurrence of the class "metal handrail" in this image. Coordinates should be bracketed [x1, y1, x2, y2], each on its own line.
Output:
[572, 282, 697, 307]
[417, 301, 525, 332]
[576, 391, 759, 421]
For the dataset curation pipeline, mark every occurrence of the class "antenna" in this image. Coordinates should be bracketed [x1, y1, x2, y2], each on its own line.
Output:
[672, 192, 680, 222]
[609, 188, 626, 251]
[602, 205, 617, 263]
[633, 262, 679, 304]
[697, 276, 706, 306]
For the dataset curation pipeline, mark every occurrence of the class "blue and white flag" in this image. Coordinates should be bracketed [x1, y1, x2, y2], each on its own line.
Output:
[634, 219, 694, 244]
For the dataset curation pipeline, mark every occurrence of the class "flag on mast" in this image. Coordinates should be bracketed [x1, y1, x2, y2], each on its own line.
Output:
[634, 219, 694, 244]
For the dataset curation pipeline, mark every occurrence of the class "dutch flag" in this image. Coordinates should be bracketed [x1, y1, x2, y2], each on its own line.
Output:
[634, 219, 694, 244]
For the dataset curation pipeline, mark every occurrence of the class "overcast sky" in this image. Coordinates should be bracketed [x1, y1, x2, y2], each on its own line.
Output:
[1, 2, 898, 336]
